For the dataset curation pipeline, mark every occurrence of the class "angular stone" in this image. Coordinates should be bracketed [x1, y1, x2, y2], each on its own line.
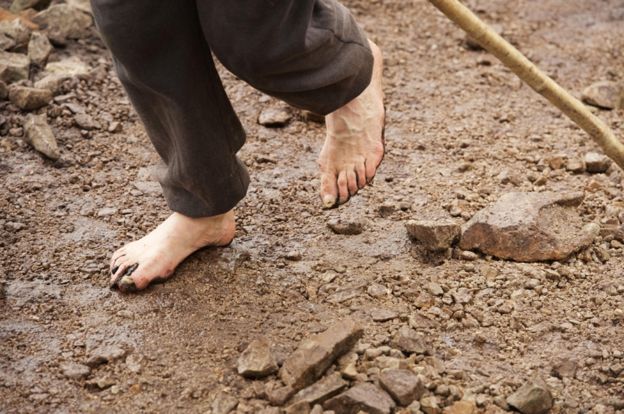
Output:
[8, 85, 52, 110]
[65, 0, 92, 14]
[371, 308, 399, 322]
[32, 4, 92, 44]
[379, 369, 425, 406]
[420, 396, 441, 414]
[327, 217, 365, 235]
[584, 151, 611, 173]
[280, 319, 363, 390]
[506, 378, 553, 414]
[405, 220, 461, 251]
[285, 401, 311, 414]
[237, 337, 278, 378]
[443, 401, 477, 414]
[74, 113, 100, 130]
[582, 81, 623, 110]
[292, 373, 348, 406]
[258, 106, 292, 127]
[324, 383, 396, 414]
[391, 326, 429, 355]
[23, 113, 60, 160]
[0, 80, 8, 99]
[28, 31, 52, 66]
[0, 18, 31, 51]
[35, 56, 90, 92]
[211, 391, 238, 414]
[60, 362, 90, 379]
[459, 192, 599, 262]
[551, 358, 577, 379]
[267, 385, 296, 406]
[86, 344, 127, 367]
[0, 51, 29, 83]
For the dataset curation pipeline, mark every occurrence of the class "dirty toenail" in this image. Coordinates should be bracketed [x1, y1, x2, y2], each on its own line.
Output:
[110, 263, 138, 292]
[322, 195, 337, 209]
[111, 265, 119, 275]
[117, 276, 138, 293]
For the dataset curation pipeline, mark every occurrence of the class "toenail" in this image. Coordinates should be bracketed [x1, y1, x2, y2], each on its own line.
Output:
[117, 276, 138, 293]
[111, 265, 119, 275]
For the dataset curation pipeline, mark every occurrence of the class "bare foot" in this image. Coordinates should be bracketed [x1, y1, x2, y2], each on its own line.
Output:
[109, 211, 235, 293]
[319, 39, 385, 208]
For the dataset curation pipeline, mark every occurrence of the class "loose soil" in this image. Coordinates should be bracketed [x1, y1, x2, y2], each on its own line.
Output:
[1, 0, 623, 412]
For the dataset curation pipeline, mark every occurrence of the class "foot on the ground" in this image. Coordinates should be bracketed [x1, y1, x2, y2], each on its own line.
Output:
[319, 39, 385, 208]
[109, 210, 235, 293]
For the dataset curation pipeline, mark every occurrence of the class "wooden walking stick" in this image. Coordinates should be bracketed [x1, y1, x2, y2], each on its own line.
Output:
[427, 0, 624, 170]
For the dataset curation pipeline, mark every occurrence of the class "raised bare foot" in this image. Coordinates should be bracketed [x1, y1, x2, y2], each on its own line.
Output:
[319, 39, 385, 208]
[109, 211, 235, 293]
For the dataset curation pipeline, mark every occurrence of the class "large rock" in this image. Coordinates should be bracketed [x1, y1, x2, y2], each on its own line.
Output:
[379, 369, 425, 406]
[324, 383, 396, 414]
[291, 372, 348, 407]
[23, 113, 60, 160]
[443, 401, 477, 414]
[506, 378, 553, 414]
[10, 0, 51, 13]
[237, 337, 278, 378]
[459, 192, 599, 262]
[405, 220, 461, 251]
[391, 326, 429, 355]
[280, 319, 363, 390]
[582, 81, 623, 110]
[0, 18, 31, 51]
[32, 4, 92, 44]
[27, 31, 52, 66]
[8, 85, 52, 110]
[0, 51, 29, 83]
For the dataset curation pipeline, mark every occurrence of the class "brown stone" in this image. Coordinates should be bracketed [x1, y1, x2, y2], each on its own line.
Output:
[9, 85, 52, 110]
[237, 337, 278, 378]
[459, 192, 599, 262]
[0, 18, 31, 51]
[23, 113, 60, 160]
[0, 51, 29, 83]
[291, 372, 348, 406]
[405, 220, 461, 251]
[443, 401, 477, 414]
[379, 369, 425, 406]
[280, 319, 363, 390]
[506, 377, 553, 414]
[32, 4, 92, 44]
[324, 383, 395, 414]
[582, 81, 623, 110]
[258, 106, 292, 127]
[584, 151, 611, 173]
[391, 326, 429, 355]
[28, 31, 52, 66]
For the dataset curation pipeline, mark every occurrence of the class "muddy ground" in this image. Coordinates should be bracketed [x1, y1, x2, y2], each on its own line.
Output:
[1, 0, 623, 412]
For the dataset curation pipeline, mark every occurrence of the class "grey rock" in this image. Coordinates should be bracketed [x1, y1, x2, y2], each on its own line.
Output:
[74, 113, 100, 130]
[327, 217, 365, 235]
[405, 220, 461, 251]
[258, 106, 292, 127]
[0, 51, 29, 83]
[565, 158, 585, 174]
[552, 358, 577, 379]
[391, 326, 429, 355]
[582, 81, 623, 110]
[86, 344, 127, 367]
[237, 337, 278, 378]
[211, 391, 238, 414]
[371, 308, 399, 322]
[291, 372, 348, 406]
[96, 207, 117, 217]
[584, 152, 611, 173]
[379, 368, 425, 406]
[35, 56, 91, 92]
[324, 383, 396, 414]
[506, 378, 553, 414]
[459, 192, 599, 262]
[8, 85, 52, 110]
[0, 18, 31, 51]
[23, 113, 60, 160]
[32, 4, 93, 44]
[280, 319, 363, 390]
[60, 362, 90, 379]
[65, 0, 92, 14]
[28, 31, 52, 66]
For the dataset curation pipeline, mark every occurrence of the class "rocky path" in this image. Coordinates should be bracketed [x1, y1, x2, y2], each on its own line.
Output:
[1, 0, 623, 413]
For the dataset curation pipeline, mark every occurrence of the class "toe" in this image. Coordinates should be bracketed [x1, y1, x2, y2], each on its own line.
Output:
[365, 158, 378, 183]
[346, 169, 358, 196]
[110, 260, 132, 285]
[337, 171, 349, 204]
[355, 163, 367, 189]
[320, 172, 338, 209]
[110, 248, 125, 270]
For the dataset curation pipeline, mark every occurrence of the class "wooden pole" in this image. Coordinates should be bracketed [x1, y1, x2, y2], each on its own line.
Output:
[428, 0, 624, 170]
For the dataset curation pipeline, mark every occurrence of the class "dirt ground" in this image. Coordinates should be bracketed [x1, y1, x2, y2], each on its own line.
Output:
[1, 0, 623, 412]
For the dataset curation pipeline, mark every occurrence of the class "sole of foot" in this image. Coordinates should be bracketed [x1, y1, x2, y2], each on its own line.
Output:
[319, 39, 385, 209]
[109, 210, 235, 293]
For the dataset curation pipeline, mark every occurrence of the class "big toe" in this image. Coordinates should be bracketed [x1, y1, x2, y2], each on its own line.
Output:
[320, 172, 338, 209]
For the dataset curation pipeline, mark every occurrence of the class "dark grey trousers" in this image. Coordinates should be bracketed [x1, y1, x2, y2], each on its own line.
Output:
[91, 0, 373, 217]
